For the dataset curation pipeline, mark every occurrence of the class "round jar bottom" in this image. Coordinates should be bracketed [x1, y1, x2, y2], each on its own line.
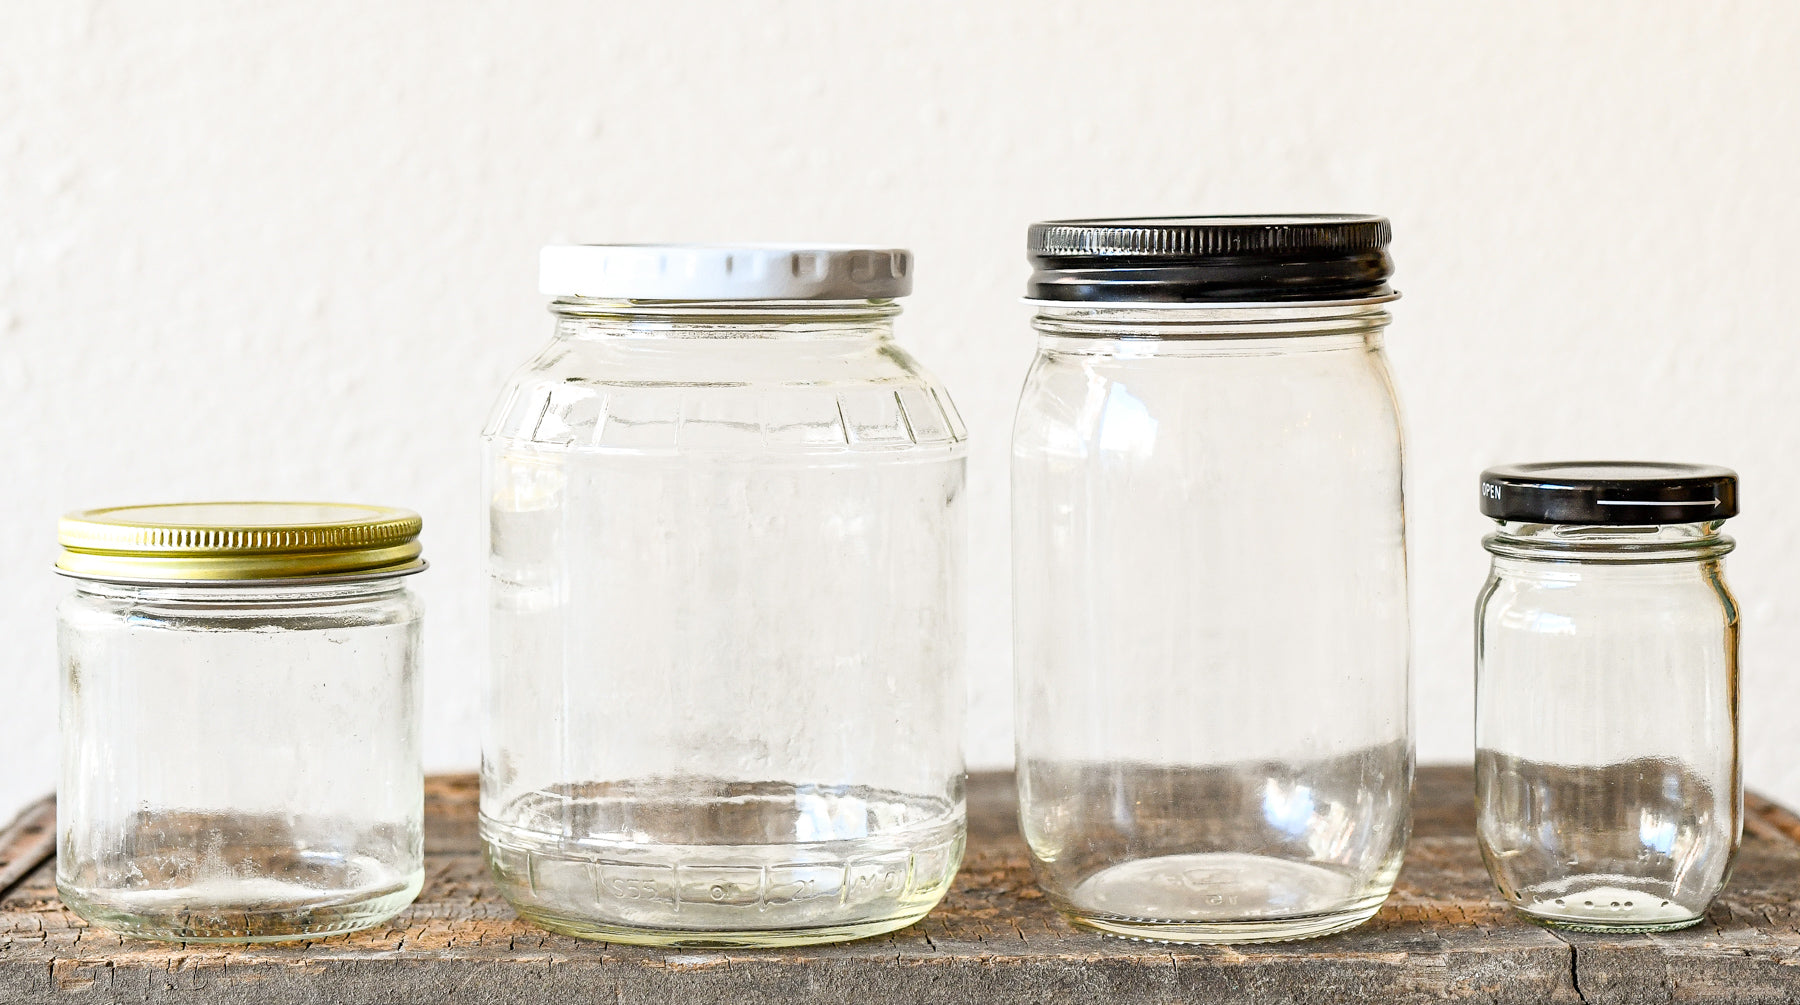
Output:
[1051, 852, 1397, 944]
[1509, 878, 1705, 933]
[481, 781, 965, 947]
[503, 903, 942, 949]
[57, 870, 423, 944]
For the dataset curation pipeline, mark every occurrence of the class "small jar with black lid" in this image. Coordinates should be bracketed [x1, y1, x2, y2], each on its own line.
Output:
[1012, 216, 1411, 942]
[1475, 462, 1740, 932]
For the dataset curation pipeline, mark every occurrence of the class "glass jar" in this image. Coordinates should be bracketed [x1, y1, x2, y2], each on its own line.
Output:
[481, 244, 967, 947]
[1012, 216, 1412, 943]
[1475, 462, 1741, 932]
[56, 503, 426, 943]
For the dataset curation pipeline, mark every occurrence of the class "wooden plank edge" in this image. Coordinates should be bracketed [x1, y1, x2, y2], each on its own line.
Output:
[1745, 790, 1800, 847]
[0, 795, 55, 899]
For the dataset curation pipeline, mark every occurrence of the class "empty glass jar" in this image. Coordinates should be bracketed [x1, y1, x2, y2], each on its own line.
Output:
[481, 244, 967, 947]
[1012, 216, 1412, 943]
[1475, 462, 1741, 931]
[56, 503, 426, 942]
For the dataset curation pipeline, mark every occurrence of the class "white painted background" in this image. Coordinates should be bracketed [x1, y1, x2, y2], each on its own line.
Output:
[3, 1, 1797, 823]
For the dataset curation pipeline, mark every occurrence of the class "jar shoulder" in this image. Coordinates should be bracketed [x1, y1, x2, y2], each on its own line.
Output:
[1478, 563, 1738, 627]
[1011, 340, 1400, 460]
[498, 332, 948, 389]
[486, 336, 966, 452]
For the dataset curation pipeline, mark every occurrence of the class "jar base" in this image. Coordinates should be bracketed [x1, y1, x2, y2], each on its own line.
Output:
[1510, 884, 1705, 933]
[56, 872, 423, 944]
[507, 904, 936, 948]
[480, 785, 964, 948]
[1058, 902, 1384, 944]
[1046, 852, 1395, 944]
[1521, 914, 1705, 934]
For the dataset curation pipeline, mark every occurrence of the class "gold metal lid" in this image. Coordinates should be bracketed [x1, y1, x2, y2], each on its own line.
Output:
[57, 502, 425, 582]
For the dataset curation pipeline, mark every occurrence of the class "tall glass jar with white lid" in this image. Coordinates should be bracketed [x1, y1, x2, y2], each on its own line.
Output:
[1475, 462, 1740, 932]
[56, 502, 426, 943]
[481, 244, 967, 947]
[1012, 216, 1412, 943]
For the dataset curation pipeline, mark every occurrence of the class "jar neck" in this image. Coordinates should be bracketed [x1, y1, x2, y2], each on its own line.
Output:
[71, 576, 409, 605]
[550, 297, 900, 340]
[1029, 299, 1392, 342]
[1483, 520, 1734, 563]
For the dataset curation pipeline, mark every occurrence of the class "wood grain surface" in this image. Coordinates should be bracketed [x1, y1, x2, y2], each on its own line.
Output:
[3, 768, 1799, 1004]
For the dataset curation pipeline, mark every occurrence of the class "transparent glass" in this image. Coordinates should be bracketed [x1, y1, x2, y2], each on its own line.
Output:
[480, 298, 967, 947]
[1475, 520, 1740, 932]
[1012, 301, 1412, 943]
[57, 577, 424, 943]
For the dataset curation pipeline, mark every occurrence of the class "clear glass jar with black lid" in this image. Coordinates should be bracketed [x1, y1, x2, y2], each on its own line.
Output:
[56, 503, 426, 942]
[1475, 462, 1740, 932]
[1012, 216, 1411, 943]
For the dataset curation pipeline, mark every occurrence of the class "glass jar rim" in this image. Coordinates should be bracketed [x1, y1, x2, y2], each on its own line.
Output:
[1024, 291, 1400, 311]
[58, 560, 428, 588]
[549, 296, 901, 319]
[1484, 522, 1733, 563]
[1027, 298, 1393, 341]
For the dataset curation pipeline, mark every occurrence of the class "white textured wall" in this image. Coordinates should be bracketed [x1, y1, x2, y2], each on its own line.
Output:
[3, 1, 1797, 823]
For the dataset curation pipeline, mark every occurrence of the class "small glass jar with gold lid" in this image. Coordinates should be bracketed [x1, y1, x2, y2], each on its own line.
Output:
[55, 502, 426, 943]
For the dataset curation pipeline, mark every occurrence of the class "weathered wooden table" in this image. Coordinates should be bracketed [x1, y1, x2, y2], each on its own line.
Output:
[4, 768, 1800, 1003]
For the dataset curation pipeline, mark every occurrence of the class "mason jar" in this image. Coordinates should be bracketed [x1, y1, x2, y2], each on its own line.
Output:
[481, 244, 967, 947]
[1475, 462, 1741, 931]
[1012, 216, 1412, 943]
[56, 503, 425, 943]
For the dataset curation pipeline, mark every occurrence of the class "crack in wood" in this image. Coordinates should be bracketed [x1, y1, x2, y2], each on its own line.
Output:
[1542, 929, 1591, 1005]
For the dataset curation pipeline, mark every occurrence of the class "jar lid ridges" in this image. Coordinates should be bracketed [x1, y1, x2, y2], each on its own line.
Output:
[57, 502, 425, 582]
[1025, 214, 1394, 304]
[540, 244, 913, 301]
[1027, 216, 1392, 259]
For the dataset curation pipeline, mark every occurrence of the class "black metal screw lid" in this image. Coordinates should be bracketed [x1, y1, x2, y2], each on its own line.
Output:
[1026, 214, 1393, 303]
[1479, 462, 1739, 525]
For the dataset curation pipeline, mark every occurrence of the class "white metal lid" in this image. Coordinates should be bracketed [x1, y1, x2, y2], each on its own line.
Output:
[539, 244, 913, 300]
